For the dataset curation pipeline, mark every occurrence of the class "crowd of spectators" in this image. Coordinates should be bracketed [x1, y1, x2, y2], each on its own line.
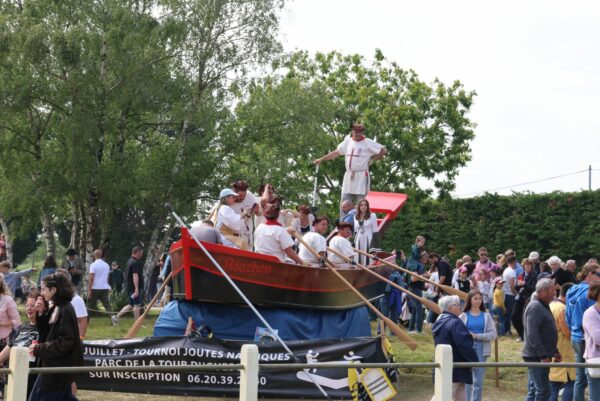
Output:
[387, 237, 600, 401]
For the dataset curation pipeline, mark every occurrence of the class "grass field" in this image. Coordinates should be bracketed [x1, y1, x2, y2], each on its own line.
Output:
[16, 305, 533, 401]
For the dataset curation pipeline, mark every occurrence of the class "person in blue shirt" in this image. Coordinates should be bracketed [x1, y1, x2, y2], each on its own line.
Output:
[566, 262, 600, 401]
[340, 200, 356, 227]
[460, 290, 498, 401]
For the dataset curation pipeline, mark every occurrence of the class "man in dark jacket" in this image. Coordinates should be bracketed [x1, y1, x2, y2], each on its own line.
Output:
[432, 295, 479, 401]
[522, 278, 562, 401]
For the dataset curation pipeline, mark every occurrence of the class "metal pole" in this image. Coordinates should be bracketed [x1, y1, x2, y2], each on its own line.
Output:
[166, 205, 331, 400]
[311, 164, 319, 208]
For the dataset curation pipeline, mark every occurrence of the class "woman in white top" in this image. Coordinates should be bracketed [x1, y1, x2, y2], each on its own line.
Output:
[216, 188, 250, 250]
[291, 205, 315, 236]
[354, 199, 378, 265]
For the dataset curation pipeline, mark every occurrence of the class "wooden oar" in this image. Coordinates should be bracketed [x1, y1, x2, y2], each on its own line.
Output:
[292, 231, 417, 351]
[125, 272, 173, 338]
[327, 247, 442, 315]
[354, 248, 467, 301]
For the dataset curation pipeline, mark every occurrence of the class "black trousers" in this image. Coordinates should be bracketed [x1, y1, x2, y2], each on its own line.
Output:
[512, 297, 526, 340]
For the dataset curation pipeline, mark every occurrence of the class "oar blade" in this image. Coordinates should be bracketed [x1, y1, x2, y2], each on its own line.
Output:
[438, 284, 467, 301]
[383, 317, 417, 350]
[422, 297, 442, 315]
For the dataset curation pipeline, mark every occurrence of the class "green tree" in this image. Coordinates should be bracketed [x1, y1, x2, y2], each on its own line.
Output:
[280, 50, 477, 201]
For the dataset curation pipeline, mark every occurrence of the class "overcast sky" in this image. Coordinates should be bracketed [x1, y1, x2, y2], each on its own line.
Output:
[279, 1, 600, 197]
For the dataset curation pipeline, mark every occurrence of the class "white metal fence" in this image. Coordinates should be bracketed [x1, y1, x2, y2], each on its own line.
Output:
[5, 344, 600, 401]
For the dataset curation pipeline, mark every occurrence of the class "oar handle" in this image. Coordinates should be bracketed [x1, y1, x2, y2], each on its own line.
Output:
[327, 247, 442, 316]
[354, 247, 468, 301]
[293, 232, 417, 351]
[125, 272, 173, 338]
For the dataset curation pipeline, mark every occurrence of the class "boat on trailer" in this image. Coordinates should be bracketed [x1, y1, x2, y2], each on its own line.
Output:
[167, 191, 409, 310]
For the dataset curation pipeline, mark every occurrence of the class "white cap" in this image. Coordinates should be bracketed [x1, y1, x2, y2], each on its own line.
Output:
[219, 188, 236, 198]
[528, 251, 540, 260]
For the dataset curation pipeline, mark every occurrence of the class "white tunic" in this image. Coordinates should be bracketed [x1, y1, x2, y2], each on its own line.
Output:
[354, 213, 379, 265]
[298, 232, 327, 266]
[291, 215, 315, 235]
[216, 205, 245, 248]
[229, 191, 259, 247]
[336, 136, 384, 195]
[329, 235, 355, 268]
[254, 223, 295, 262]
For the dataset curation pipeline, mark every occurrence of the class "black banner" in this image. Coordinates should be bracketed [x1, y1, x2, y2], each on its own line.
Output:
[77, 336, 392, 399]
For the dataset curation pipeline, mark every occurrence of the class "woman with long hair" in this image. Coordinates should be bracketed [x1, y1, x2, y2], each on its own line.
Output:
[38, 256, 58, 286]
[459, 289, 498, 401]
[29, 274, 83, 401]
[354, 199, 378, 265]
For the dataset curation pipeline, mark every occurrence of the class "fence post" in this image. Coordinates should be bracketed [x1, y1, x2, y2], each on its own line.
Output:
[6, 346, 29, 401]
[434, 344, 453, 401]
[239, 344, 259, 401]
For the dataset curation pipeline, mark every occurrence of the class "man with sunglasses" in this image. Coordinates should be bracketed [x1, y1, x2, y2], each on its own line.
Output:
[565, 262, 600, 401]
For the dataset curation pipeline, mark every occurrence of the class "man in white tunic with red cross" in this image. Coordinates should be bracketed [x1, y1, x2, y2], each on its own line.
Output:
[313, 123, 387, 216]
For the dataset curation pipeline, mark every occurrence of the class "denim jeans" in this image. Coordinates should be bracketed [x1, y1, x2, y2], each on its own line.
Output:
[571, 340, 587, 401]
[426, 295, 439, 324]
[504, 294, 515, 335]
[466, 340, 486, 401]
[550, 380, 574, 401]
[587, 372, 600, 401]
[408, 288, 423, 332]
[525, 367, 551, 401]
[491, 305, 505, 335]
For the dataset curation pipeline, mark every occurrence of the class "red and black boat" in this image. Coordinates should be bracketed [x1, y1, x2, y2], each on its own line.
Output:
[168, 191, 408, 310]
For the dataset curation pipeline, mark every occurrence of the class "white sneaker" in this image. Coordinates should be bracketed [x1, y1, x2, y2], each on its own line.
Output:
[111, 315, 118, 326]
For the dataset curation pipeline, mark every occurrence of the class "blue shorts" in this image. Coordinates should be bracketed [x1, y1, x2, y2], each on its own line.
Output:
[129, 290, 143, 306]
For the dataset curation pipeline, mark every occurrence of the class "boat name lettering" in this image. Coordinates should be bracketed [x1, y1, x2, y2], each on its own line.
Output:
[222, 258, 272, 275]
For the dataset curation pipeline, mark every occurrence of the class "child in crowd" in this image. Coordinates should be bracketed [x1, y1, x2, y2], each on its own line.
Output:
[491, 277, 506, 335]
[108, 261, 124, 293]
[476, 269, 492, 310]
[406, 235, 425, 272]
[454, 266, 471, 293]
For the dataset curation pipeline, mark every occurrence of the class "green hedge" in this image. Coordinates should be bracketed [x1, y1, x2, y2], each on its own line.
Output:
[382, 190, 600, 265]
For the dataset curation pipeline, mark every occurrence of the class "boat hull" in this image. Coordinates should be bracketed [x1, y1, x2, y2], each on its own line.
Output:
[169, 228, 394, 310]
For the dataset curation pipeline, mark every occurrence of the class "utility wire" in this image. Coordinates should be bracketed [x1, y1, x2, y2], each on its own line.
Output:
[455, 168, 589, 198]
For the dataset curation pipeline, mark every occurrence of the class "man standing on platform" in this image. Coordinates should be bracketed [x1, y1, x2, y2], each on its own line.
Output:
[313, 123, 387, 217]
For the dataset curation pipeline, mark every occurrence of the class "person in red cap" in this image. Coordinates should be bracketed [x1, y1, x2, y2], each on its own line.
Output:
[313, 123, 387, 217]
